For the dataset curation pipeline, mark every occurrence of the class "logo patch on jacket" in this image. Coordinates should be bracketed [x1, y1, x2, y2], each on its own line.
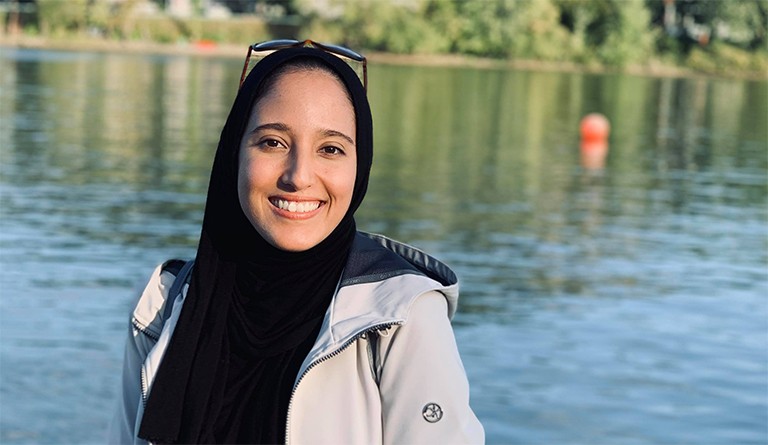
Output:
[422, 403, 443, 423]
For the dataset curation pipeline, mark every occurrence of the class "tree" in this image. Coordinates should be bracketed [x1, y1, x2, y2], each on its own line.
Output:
[646, 0, 768, 52]
[36, 0, 88, 33]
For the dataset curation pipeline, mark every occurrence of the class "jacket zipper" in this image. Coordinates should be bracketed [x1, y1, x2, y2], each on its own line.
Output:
[131, 317, 160, 341]
[284, 321, 401, 444]
[131, 318, 159, 407]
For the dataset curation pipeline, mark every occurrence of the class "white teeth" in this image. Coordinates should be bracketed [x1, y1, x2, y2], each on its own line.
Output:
[274, 199, 320, 213]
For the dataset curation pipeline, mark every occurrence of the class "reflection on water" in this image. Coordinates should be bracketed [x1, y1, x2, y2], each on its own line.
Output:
[1, 48, 766, 444]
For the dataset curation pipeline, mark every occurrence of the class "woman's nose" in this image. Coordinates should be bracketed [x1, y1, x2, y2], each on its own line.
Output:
[279, 147, 313, 191]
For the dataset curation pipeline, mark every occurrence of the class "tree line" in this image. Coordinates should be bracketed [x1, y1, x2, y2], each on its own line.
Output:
[294, 0, 766, 70]
[4, 0, 767, 73]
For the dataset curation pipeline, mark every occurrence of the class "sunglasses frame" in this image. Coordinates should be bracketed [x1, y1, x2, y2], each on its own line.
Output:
[238, 39, 367, 91]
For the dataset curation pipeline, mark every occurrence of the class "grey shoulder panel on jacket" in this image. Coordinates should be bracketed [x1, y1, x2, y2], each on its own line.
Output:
[341, 232, 458, 289]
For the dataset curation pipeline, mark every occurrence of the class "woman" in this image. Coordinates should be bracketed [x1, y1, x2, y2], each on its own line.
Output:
[110, 41, 484, 444]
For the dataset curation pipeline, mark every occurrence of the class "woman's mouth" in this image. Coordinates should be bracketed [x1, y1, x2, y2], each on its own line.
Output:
[270, 198, 322, 214]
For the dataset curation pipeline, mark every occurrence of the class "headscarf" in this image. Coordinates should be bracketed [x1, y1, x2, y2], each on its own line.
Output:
[138, 46, 373, 444]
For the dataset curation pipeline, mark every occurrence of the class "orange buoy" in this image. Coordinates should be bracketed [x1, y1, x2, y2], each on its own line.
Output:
[579, 113, 610, 169]
[580, 113, 610, 142]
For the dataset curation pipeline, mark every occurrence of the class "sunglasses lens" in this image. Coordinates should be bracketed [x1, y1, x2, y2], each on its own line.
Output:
[313, 42, 364, 62]
[251, 39, 299, 51]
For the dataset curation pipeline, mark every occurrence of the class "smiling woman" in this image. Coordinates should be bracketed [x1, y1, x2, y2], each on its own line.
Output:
[237, 64, 357, 252]
[108, 41, 484, 445]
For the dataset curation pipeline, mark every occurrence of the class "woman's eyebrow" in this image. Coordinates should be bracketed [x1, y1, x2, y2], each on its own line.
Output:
[321, 129, 355, 146]
[250, 122, 290, 135]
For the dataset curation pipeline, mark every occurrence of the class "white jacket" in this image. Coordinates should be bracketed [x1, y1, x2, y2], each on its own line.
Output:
[109, 232, 484, 444]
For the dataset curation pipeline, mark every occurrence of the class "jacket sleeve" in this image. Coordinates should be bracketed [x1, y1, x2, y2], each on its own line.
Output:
[108, 265, 170, 445]
[378, 290, 485, 444]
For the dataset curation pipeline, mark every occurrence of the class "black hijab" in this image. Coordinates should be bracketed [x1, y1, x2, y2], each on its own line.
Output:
[139, 47, 373, 444]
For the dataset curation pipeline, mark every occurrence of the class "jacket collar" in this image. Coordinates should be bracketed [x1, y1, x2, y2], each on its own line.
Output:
[301, 232, 459, 364]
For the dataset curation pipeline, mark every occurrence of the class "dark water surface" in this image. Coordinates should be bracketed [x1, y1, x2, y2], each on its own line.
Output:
[1, 48, 766, 444]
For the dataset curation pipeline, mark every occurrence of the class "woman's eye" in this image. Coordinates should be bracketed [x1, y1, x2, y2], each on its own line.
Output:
[320, 146, 344, 156]
[259, 139, 283, 149]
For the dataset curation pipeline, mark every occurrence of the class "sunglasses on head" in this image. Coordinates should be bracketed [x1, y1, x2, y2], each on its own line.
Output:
[239, 39, 367, 91]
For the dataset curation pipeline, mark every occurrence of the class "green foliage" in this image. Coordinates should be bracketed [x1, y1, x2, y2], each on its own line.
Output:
[86, 0, 112, 33]
[292, 0, 765, 73]
[127, 16, 269, 44]
[712, 0, 767, 51]
[301, 0, 451, 54]
[596, 0, 654, 66]
[37, 0, 88, 33]
[130, 16, 182, 43]
[687, 41, 768, 75]
[646, 0, 768, 53]
[20, 0, 768, 75]
[506, 0, 572, 60]
[451, 0, 517, 57]
[448, 0, 567, 60]
[299, 0, 572, 59]
[193, 17, 270, 45]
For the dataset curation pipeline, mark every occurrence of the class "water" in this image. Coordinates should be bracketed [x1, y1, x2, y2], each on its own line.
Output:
[1, 48, 766, 444]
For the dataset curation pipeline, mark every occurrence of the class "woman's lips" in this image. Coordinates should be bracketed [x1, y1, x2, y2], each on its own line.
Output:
[270, 198, 323, 214]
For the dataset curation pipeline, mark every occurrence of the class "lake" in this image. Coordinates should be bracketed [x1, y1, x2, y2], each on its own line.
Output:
[0, 47, 766, 444]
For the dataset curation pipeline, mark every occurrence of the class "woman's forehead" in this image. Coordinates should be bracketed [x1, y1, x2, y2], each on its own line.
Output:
[257, 67, 351, 104]
[245, 71, 356, 140]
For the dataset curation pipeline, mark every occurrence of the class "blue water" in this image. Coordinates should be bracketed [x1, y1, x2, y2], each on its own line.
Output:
[1, 48, 766, 444]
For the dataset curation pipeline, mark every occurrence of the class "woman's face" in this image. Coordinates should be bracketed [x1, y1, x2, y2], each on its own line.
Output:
[237, 69, 357, 252]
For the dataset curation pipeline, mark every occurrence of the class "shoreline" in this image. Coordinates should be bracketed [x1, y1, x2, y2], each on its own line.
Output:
[2, 34, 766, 81]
